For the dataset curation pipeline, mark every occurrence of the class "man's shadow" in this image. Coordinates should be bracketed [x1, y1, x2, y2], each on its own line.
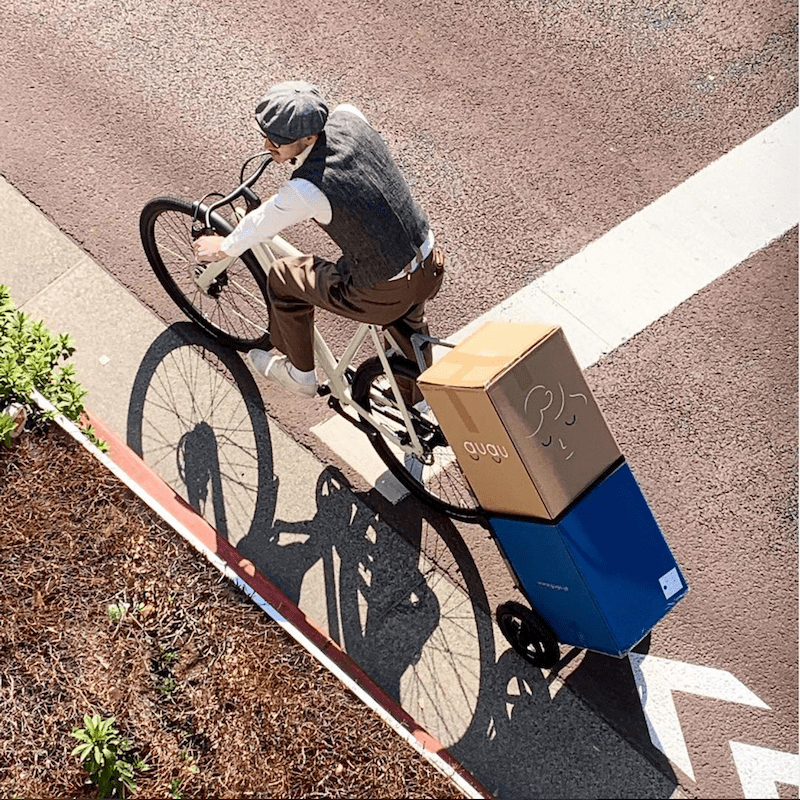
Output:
[126, 323, 442, 700]
[126, 323, 679, 799]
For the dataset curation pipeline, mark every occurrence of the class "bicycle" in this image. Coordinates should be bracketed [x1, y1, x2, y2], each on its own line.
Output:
[139, 151, 482, 521]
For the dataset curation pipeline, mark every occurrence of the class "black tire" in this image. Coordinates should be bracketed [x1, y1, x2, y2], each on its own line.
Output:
[351, 355, 482, 521]
[140, 196, 271, 351]
[496, 600, 560, 668]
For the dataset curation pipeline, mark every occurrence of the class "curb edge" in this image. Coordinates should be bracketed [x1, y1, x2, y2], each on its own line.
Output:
[31, 390, 492, 800]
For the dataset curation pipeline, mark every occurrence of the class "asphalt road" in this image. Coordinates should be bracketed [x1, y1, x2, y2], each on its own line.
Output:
[2, 1, 797, 797]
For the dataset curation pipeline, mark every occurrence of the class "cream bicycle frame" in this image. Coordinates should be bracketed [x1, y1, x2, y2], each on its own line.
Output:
[195, 215, 426, 458]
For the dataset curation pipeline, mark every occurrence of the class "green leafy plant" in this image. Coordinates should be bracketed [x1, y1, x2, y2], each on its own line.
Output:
[0, 284, 106, 450]
[107, 601, 145, 625]
[157, 676, 177, 696]
[107, 602, 130, 625]
[168, 751, 200, 797]
[0, 411, 19, 445]
[70, 714, 148, 798]
[168, 778, 185, 799]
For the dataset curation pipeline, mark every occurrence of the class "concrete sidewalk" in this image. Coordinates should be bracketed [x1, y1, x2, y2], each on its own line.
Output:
[2, 175, 682, 799]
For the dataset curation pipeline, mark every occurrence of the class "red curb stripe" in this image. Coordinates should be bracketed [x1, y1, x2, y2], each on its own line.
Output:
[84, 408, 492, 799]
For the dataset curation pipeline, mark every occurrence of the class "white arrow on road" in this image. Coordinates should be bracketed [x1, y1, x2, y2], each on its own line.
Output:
[628, 653, 770, 781]
[730, 742, 800, 799]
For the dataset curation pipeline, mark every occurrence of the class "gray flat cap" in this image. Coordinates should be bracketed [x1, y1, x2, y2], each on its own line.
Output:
[254, 81, 329, 144]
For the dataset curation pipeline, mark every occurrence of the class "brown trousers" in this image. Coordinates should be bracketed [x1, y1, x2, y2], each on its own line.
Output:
[267, 249, 445, 372]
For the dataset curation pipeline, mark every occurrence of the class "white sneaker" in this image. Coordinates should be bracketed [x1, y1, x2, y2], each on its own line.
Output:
[247, 350, 317, 398]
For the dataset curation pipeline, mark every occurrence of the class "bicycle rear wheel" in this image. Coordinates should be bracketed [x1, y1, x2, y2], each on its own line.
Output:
[351, 355, 482, 521]
[140, 196, 271, 351]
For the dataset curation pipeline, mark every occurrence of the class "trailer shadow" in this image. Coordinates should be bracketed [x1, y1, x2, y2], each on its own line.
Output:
[126, 323, 679, 799]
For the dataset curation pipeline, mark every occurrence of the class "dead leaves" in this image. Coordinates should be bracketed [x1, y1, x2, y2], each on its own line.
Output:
[0, 427, 459, 799]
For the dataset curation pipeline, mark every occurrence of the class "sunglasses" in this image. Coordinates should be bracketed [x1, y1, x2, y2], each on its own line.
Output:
[255, 126, 294, 149]
[265, 130, 297, 149]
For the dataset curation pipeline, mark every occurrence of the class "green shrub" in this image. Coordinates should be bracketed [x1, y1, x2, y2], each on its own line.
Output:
[0, 285, 105, 450]
[70, 714, 148, 798]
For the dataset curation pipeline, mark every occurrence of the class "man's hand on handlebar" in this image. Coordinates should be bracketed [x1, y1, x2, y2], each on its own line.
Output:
[193, 235, 229, 264]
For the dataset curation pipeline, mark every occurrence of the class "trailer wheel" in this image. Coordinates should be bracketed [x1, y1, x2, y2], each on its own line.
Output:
[496, 601, 560, 669]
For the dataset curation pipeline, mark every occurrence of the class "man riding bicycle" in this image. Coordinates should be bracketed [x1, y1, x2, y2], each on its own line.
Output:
[193, 80, 445, 397]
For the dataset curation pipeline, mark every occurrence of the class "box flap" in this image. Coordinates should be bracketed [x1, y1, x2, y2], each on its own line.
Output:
[419, 322, 558, 389]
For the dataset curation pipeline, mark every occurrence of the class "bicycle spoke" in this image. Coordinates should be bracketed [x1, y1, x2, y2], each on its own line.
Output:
[227, 278, 270, 307]
[206, 299, 266, 334]
[353, 357, 480, 519]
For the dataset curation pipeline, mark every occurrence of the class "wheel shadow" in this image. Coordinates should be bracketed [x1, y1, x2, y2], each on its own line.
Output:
[127, 322, 278, 544]
[124, 323, 449, 714]
[125, 323, 679, 799]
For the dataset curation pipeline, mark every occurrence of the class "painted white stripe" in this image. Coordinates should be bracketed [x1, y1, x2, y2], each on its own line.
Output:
[730, 742, 800, 799]
[311, 417, 410, 502]
[452, 109, 800, 368]
[315, 109, 799, 497]
[31, 390, 486, 800]
[453, 108, 799, 369]
[629, 653, 770, 782]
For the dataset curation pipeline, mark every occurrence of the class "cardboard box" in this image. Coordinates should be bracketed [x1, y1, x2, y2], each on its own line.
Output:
[418, 322, 621, 518]
[488, 460, 688, 656]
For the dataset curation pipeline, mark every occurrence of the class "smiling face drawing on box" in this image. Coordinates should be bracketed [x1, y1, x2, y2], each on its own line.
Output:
[524, 381, 589, 462]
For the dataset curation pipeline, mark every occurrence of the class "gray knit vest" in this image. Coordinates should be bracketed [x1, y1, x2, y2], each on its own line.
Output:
[291, 111, 430, 289]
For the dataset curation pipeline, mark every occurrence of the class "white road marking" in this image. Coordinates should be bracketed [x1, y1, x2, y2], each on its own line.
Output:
[454, 108, 799, 369]
[311, 416, 409, 501]
[729, 742, 800, 799]
[314, 110, 799, 495]
[628, 654, 770, 782]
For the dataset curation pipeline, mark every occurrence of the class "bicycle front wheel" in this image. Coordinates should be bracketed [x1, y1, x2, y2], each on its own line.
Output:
[351, 355, 482, 521]
[140, 196, 271, 351]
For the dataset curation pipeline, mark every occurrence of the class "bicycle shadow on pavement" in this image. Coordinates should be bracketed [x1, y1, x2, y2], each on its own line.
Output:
[125, 324, 678, 799]
[125, 324, 446, 719]
[126, 323, 278, 543]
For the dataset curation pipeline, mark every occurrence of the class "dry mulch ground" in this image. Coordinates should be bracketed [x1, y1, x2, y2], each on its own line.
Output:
[0, 424, 462, 799]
